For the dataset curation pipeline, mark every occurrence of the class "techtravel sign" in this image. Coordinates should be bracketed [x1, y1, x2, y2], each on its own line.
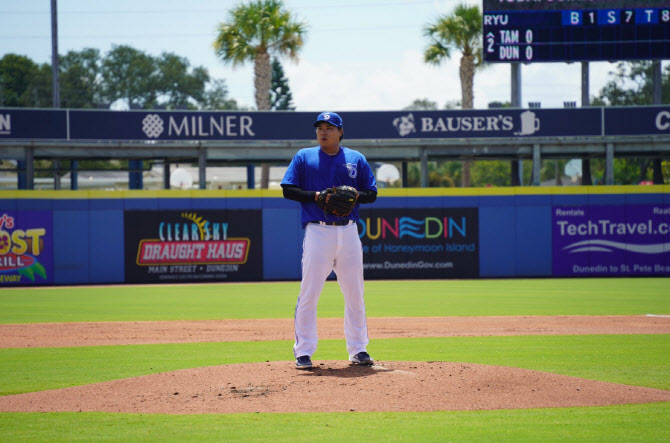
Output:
[124, 210, 262, 283]
[552, 205, 670, 276]
[358, 208, 479, 279]
[0, 211, 53, 285]
[1, 106, 670, 140]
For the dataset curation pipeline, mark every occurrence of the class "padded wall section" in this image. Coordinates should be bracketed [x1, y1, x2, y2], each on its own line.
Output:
[53, 210, 90, 284]
[262, 208, 303, 280]
[514, 206, 552, 276]
[88, 210, 125, 283]
[479, 206, 516, 277]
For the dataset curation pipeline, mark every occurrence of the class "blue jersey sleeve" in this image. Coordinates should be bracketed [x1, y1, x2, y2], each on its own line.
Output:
[281, 151, 304, 188]
[356, 153, 377, 193]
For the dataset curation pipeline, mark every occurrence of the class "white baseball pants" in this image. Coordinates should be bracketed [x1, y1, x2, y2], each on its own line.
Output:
[293, 222, 369, 359]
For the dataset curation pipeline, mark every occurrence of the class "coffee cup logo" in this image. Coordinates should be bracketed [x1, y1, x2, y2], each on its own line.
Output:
[515, 110, 540, 136]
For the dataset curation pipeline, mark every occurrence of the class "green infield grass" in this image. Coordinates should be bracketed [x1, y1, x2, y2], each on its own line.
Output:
[0, 278, 668, 323]
[1, 335, 669, 396]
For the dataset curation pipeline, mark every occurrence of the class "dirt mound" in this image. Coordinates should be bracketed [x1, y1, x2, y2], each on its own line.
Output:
[1, 361, 669, 414]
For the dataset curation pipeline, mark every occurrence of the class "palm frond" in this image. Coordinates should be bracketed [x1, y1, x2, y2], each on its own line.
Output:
[213, 0, 307, 67]
[422, 3, 483, 66]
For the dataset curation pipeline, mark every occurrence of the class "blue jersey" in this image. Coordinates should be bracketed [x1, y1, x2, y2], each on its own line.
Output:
[282, 146, 377, 227]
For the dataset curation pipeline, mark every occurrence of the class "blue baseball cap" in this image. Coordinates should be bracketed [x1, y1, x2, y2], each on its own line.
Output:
[313, 112, 343, 128]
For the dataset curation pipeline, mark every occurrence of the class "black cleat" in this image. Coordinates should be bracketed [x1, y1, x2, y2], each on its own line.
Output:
[350, 351, 374, 365]
[295, 355, 313, 369]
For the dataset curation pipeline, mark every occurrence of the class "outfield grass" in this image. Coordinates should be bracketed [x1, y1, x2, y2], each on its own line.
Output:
[0, 278, 668, 441]
[0, 278, 668, 323]
[1, 404, 669, 442]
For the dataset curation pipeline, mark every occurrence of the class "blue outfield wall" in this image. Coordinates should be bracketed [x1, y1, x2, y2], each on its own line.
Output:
[0, 186, 668, 286]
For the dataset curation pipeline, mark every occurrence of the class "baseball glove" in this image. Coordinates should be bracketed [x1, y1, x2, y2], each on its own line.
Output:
[316, 185, 359, 217]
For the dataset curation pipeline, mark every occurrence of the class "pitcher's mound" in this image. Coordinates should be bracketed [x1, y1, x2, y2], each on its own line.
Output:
[1, 361, 669, 414]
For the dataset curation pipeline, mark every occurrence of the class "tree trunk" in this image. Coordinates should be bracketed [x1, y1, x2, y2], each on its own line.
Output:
[254, 51, 272, 188]
[254, 51, 271, 111]
[459, 55, 474, 109]
[460, 55, 475, 187]
[462, 161, 471, 188]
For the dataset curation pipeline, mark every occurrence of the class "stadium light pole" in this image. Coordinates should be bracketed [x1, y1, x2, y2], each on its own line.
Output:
[51, 0, 60, 108]
[51, 0, 62, 190]
[652, 61, 664, 184]
[580, 62, 592, 186]
[510, 63, 522, 186]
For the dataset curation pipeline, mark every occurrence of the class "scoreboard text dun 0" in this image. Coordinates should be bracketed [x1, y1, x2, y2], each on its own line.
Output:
[483, 0, 670, 63]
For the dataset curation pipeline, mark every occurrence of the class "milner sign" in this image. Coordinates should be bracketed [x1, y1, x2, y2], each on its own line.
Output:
[0, 107, 669, 141]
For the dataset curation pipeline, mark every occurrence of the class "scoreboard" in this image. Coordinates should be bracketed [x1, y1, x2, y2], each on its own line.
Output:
[483, 0, 670, 63]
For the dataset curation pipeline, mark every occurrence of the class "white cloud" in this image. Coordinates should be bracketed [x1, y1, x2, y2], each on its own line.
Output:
[284, 51, 620, 111]
[480, 61, 616, 108]
[285, 50, 465, 111]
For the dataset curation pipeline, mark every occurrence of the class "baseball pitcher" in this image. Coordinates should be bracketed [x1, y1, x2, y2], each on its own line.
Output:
[281, 111, 378, 369]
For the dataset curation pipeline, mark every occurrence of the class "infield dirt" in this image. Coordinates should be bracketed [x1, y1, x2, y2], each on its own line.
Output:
[1, 315, 668, 348]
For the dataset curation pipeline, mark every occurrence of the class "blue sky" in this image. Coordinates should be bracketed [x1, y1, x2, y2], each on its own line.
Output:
[0, 0, 636, 111]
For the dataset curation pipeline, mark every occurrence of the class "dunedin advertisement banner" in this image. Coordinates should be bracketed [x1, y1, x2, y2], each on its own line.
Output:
[124, 210, 262, 283]
[0, 211, 53, 285]
[358, 208, 479, 279]
[552, 205, 670, 276]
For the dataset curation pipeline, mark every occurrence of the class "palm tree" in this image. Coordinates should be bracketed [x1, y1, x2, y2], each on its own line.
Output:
[424, 3, 483, 187]
[214, 0, 306, 188]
